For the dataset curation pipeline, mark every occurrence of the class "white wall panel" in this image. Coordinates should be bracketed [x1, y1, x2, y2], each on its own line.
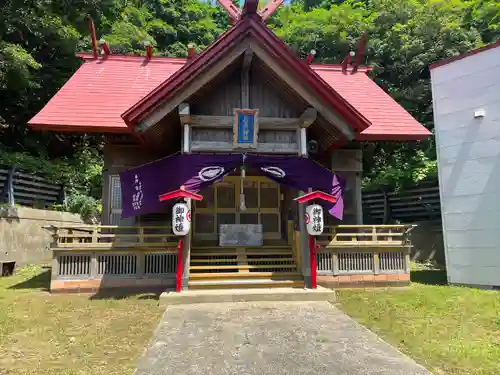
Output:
[431, 45, 500, 287]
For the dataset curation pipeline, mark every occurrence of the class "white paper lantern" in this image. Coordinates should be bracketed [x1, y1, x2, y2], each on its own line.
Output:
[305, 204, 324, 236]
[172, 203, 191, 236]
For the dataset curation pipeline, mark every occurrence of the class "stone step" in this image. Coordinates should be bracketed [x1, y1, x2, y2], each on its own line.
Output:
[190, 257, 295, 263]
[190, 250, 293, 256]
[189, 271, 302, 280]
[188, 278, 304, 290]
[190, 264, 297, 270]
[159, 287, 336, 306]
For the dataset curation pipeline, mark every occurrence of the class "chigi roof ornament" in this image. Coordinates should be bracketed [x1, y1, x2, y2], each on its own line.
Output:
[342, 33, 367, 74]
[217, 0, 284, 23]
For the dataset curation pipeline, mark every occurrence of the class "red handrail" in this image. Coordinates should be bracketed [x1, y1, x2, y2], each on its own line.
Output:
[309, 235, 317, 289]
[176, 239, 184, 292]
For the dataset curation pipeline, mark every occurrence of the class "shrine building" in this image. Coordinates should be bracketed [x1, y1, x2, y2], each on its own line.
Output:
[29, 0, 431, 293]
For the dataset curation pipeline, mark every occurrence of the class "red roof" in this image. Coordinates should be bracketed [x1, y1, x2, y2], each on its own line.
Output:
[29, 54, 185, 132]
[28, 17, 431, 141]
[122, 15, 371, 133]
[313, 66, 431, 140]
[430, 40, 500, 70]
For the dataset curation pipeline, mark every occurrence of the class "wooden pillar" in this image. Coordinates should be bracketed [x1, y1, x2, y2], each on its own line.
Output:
[182, 198, 192, 290]
[297, 108, 317, 289]
[241, 49, 253, 108]
[2, 166, 16, 206]
[331, 149, 363, 224]
[354, 171, 363, 224]
[298, 200, 310, 288]
[179, 103, 191, 154]
[179, 102, 192, 290]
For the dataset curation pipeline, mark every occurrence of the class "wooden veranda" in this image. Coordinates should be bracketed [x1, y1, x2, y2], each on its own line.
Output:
[46, 223, 415, 292]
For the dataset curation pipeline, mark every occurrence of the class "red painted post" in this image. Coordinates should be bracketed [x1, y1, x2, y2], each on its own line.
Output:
[309, 235, 317, 289]
[176, 239, 184, 292]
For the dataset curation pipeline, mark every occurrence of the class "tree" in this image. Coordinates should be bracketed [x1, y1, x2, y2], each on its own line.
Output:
[101, 0, 225, 56]
[1, 0, 499, 194]
[273, 0, 487, 188]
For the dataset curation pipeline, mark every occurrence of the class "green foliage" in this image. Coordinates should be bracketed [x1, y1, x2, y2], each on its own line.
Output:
[1, 0, 499, 195]
[53, 190, 102, 223]
[0, 146, 102, 191]
[0, 146, 103, 220]
[0, 42, 41, 91]
[273, 0, 496, 188]
[101, 0, 225, 55]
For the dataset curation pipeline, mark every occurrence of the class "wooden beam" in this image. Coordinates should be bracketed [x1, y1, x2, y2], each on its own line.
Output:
[241, 49, 253, 108]
[299, 108, 317, 128]
[178, 102, 191, 125]
[248, 40, 356, 140]
[242, 49, 253, 72]
[190, 115, 300, 130]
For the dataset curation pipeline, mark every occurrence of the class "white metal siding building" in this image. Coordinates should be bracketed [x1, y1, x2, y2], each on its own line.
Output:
[430, 42, 500, 288]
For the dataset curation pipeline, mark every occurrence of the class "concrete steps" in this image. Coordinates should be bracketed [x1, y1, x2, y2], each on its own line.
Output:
[160, 287, 336, 306]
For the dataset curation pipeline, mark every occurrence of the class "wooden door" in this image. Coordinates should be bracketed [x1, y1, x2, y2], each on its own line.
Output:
[193, 176, 281, 241]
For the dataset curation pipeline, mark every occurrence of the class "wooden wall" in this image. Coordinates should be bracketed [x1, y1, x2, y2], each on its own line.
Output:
[101, 143, 168, 226]
[330, 149, 363, 225]
[190, 69, 300, 118]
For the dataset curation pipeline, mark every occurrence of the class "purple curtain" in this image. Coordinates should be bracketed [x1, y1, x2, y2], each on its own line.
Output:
[120, 154, 241, 218]
[119, 153, 344, 220]
[245, 154, 344, 219]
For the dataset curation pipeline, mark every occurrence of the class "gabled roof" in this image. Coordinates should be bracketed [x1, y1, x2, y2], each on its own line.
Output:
[28, 13, 431, 142]
[314, 66, 431, 141]
[430, 40, 500, 70]
[122, 14, 370, 134]
[28, 54, 184, 132]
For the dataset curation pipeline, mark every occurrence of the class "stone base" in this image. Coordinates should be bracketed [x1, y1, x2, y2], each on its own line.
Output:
[50, 277, 175, 294]
[159, 286, 336, 306]
[318, 273, 410, 288]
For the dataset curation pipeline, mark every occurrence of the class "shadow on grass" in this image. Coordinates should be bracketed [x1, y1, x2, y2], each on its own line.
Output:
[411, 269, 448, 285]
[9, 267, 51, 292]
[89, 288, 163, 301]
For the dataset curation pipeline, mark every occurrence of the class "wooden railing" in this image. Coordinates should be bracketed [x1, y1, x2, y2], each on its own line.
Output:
[315, 225, 415, 276]
[45, 225, 178, 250]
[317, 224, 416, 248]
[47, 225, 182, 292]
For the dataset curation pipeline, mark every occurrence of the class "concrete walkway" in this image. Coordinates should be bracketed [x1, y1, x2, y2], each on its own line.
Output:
[134, 301, 432, 375]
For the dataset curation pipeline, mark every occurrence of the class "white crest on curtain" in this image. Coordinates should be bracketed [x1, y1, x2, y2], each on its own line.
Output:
[261, 166, 286, 178]
[198, 166, 225, 181]
[132, 174, 144, 210]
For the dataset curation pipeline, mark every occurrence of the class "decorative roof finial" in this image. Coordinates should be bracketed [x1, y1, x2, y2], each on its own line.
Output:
[306, 49, 316, 65]
[86, 15, 98, 59]
[351, 33, 367, 74]
[144, 40, 152, 58]
[260, 0, 284, 22]
[217, 0, 284, 23]
[243, 0, 259, 14]
[99, 39, 112, 55]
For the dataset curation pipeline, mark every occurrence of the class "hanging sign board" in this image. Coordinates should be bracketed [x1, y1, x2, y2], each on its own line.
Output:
[172, 203, 191, 236]
[305, 204, 324, 236]
[233, 109, 259, 149]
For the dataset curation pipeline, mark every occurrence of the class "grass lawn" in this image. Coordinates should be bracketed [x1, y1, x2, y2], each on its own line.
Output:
[0, 265, 164, 375]
[1, 265, 499, 375]
[337, 265, 500, 375]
